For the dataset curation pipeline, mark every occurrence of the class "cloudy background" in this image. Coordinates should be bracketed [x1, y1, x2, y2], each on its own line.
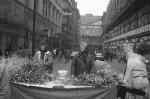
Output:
[75, 0, 110, 16]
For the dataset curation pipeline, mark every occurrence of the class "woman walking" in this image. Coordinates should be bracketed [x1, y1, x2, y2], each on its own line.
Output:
[117, 43, 149, 99]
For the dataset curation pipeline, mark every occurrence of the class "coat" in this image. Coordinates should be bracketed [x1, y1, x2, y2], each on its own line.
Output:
[124, 53, 149, 89]
[71, 52, 93, 77]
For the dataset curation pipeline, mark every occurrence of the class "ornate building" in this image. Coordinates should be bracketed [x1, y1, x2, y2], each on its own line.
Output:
[80, 14, 102, 49]
[101, 0, 150, 55]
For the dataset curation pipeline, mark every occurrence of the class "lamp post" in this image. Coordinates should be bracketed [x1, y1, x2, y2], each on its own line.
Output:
[32, 0, 37, 55]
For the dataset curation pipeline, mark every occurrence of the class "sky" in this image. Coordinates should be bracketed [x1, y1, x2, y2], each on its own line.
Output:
[75, 0, 110, 16]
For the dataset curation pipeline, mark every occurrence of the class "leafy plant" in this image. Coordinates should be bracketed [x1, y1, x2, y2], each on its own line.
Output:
[10, 61, 52, 84]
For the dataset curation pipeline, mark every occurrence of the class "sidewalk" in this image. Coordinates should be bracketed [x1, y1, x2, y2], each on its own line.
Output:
[107, 59, 126, 73]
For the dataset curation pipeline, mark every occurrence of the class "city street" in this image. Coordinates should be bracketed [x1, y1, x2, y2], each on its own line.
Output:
[0, 0, 150, 99]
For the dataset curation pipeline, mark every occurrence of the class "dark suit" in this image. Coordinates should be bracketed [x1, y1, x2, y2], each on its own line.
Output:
[71, 51, 93, 77]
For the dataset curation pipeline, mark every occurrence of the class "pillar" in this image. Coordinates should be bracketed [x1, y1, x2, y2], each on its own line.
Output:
[1, 34, 7, 56]
[54, 8, 57, 24]
[38, 0, 43, 15]
[50, 5, 53, 18]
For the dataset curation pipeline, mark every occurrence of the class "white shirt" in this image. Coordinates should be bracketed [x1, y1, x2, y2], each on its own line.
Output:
[124, 53, 148, 86]
[33, 50, 53, 64]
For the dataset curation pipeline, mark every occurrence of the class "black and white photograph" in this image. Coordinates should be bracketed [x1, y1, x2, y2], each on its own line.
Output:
[0, 0, 150, 99]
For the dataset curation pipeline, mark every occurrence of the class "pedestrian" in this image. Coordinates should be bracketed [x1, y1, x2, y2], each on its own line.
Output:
[33, 44, 53, 73]
[117, 43, 149, 99]
[33, 44, 52, 64]
[71, 42, 94, 77]
[52, 48, 72, 80]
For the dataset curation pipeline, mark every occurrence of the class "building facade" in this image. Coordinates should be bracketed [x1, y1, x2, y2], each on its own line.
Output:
[0, 0, 80, 55]
[101, 0, 150, 56]
[80, 14, 102, 49]
[56, 0, 80, 49]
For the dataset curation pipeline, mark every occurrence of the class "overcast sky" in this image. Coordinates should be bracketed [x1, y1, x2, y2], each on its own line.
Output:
[75, 0, 110, 16]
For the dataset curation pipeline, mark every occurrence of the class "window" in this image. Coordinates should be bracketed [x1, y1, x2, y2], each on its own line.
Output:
[43, 0, 46, 16]
[45, 0, 48, 16]
[43, 0, 48, 17]
[36, 0, 39, 12]
[48, 2, 51, 17]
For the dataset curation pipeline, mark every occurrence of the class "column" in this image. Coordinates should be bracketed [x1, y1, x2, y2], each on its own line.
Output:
[54, 9, 57, 24]
[46, 0, 48, 17]
[1, 34, 7, 56]
[56, 11, 59, 25]
[48, 2, 51, 18]
[50, 5, 53, 17]
[60, 14, 63, 26]
[58, 13, 60, 25]
[52, 7, 55, 22]
[38, 0, 43, 15]
[42, 0, 46, 16]
[56, 12, 60, 33]
[29, 0, 34, 10]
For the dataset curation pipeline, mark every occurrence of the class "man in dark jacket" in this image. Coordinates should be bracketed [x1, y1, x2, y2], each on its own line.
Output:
[71, 42, 93, 77]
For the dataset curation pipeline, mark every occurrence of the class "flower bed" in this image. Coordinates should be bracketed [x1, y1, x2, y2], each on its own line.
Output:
[11, 63, 52, 84]
[6, 55, 121, 87]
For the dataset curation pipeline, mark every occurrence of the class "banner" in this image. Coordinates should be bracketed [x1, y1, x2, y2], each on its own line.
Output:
[9, 83, 117, 99]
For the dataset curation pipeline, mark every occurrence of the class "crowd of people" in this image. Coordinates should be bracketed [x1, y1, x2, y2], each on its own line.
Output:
[30, 41, 150, 99]
[32, 42, 95, 79]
